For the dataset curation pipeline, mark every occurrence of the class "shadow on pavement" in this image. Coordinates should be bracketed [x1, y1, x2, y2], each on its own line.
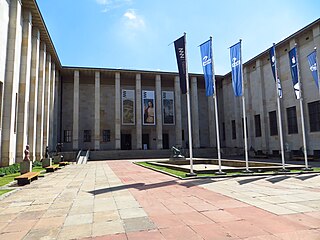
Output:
[294, 174, 319, 181]
[266, 175, 291, 184]
[237, 176, 266, 185]
[88, 178, 216, 195]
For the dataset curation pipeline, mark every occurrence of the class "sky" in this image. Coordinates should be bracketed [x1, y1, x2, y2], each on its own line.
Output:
[37, 0, 320, 75]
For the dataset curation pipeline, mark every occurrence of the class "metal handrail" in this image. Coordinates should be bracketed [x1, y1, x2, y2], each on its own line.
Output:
[76, 149, 82, 164]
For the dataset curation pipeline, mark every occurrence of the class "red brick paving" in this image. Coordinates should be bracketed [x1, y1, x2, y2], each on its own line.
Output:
[89, 161, 319, 240]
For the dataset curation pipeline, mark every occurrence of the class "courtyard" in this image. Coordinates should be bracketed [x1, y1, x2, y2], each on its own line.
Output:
[0, 160, 319, 240]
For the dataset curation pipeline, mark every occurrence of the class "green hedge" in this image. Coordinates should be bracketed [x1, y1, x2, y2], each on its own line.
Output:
[0, 163, 20, 175]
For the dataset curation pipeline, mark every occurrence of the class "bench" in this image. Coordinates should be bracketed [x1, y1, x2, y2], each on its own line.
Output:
[14, 172, 40, 186]
[45, 165, 59, 173]
[59, 161, 69, 166]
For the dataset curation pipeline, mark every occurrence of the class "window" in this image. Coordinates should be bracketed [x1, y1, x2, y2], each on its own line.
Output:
[254, 114, 262, 137]
[182, 130, 184, 141]
[287, 106, 298, 134]
[269, 111, 278, 136]
[84, 130, 91, 142]
[222, 122, 226, 141]
[308, 101, 320, 132]
[232, 120, 236, 139]
[64, 130, 71, 143]
[102, 130, 111, 142]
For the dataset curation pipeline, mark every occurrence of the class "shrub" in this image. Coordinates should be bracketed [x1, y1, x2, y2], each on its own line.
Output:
[0, 163, 20, 175]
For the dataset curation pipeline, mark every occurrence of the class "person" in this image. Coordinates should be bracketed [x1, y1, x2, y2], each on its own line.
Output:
[24, 145, 30, 161]
[144, 101, 154, 124]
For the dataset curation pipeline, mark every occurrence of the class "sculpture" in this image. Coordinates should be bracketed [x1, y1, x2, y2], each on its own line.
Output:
[45, 146, 49, 158]
[23, 145, 30, 161]
[171, 146, 185, 159]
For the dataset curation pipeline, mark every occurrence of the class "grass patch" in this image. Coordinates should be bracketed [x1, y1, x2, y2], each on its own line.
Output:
[0, 173, 20, 187]
[0, 189, 13, 196]
[136, 162, 188, 178]
[136, 162, 320, 178]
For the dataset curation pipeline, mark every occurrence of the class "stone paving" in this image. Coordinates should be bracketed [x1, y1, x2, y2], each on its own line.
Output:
[0, 160, 319, 239]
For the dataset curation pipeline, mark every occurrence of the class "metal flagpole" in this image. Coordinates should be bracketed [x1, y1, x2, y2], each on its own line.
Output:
[210, 37, 225, 175]
[240, 39, 250, 173]
[273, 43, 287, 171]
[184, 33, 196, 176]
[295, 43, 311, 171]
[315, 47, 320, 98]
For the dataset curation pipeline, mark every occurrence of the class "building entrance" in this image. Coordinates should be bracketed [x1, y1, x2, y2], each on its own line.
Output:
[162, 134, 169, 149]
[121, 134, 132, 150]
[142, 134, 149, 150]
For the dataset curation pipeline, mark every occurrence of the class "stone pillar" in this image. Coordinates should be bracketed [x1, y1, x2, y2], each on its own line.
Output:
[191, 76, 200, 148]
[43, 54, 51, 151]
[115, 72, 121, 149]
[207, 96, 216, 147]
[1, 0, 23, 166]
[16, 10, 32, 162]
[135, 74, 142, 150]
[174, 76, 182, 148]
[52, 70, 59, 150]
[314, 25, 320, 60]
[94, 71, 100, 150]
[155, 75, 163, 149]
[28, 29, 40, 161]
[36, 43, 46, 160]
[49, 63, 55, 151]
[73, 70, 79, 150]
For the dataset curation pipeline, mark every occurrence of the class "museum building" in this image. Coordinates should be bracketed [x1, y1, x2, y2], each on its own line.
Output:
[0, 0, 319, 166]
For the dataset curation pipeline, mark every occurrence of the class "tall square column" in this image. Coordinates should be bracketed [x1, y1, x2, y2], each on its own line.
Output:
[43, 54, 51, 150]
[155, 75, 163, 149]
[49, 63, 56, 151]
[191, 76, 200, 148]
[72, 70, 79, 150]
[16, 10, 32, 161]
[115, 72, 121, 149]
[135, 74, 142, 150]
[94, 71, 100, 150]
[35, 43, 46, 160]
[174, 76, 182, 148]
[28, 29, 40, 161]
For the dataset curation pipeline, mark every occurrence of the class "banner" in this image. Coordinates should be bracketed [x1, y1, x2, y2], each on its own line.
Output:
[142, 90, 155, 125]
[230, 42, 242, 96]
[200, 39, 214, 96]
[122, 90, 135, 125]
[288, 47, 301, 99]
[174, 35, 187, 94]
[307, 50, 319, 88]
[269, 45, 283, 98]
[162, 91, 175, 125]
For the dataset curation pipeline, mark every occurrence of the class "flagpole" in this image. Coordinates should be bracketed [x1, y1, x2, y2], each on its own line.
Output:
[273, 43, 287, 171]
[295, 43, 311, 171]
[184, 32, 196, 176]
[315, 47, 320, 98]
[210, 37, 224, 175]
[240, 39, 250, 173]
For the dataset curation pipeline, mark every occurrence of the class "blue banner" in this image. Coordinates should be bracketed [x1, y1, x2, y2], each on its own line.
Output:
[200, 39, 214, 96]
[288, 47, 301, 99]
[307, 50, 319, 89]
[174, 35, 187, 94]
[230, 42, 242, 96]
[269, 45, 283, 98]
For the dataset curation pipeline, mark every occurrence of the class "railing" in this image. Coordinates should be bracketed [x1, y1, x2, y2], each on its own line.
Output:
[76, 150, 82, 164]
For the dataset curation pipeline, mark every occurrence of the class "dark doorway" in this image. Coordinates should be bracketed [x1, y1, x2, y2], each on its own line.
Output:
[162, 134, 169, 149]
[121, 134, 132, 150]
[142, 134, 149, 150]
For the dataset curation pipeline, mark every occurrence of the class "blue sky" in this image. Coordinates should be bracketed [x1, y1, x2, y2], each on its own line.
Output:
[37, 0, 320, 75]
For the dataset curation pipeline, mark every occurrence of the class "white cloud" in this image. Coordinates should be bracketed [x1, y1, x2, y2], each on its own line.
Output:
[123, 9, 145, 30]
[95, 0, 132, 12]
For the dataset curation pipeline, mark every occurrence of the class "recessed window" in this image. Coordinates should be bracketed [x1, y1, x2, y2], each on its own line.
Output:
[232, 120, 236, 139]
[269, 111, 278, 136]
[255, 114, 262, 137]
[287, 106, 298, 134]
[102, 130, 111, 142]
[84, 130, 91, 142]
[308, 101, 320, 132]
[64, 130, 72, 143]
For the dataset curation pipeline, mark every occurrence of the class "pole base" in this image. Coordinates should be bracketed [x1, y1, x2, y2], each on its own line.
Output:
[302, 168, 313, 172]
[278, 168, 290, 173]
[242, 169, 253, 174]
[186, 172, 197, 177]
[215, 171, 226, 175]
